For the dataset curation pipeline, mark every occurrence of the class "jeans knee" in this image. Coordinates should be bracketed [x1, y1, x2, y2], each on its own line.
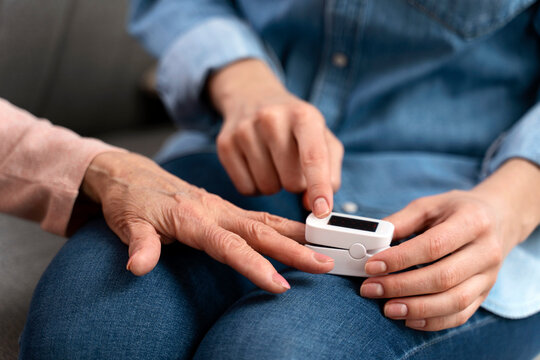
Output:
[194, 272, 405, 360]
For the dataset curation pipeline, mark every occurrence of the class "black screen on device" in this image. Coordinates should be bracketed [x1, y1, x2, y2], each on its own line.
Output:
[328, 215, 378, 232]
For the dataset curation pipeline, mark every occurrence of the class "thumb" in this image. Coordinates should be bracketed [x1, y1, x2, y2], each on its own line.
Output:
[120, 221, 162, 276]
[302, 191, 310, 211]
[384, 196, 444, 241]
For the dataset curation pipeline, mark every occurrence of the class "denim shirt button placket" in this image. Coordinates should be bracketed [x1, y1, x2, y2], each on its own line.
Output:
[332, 52, 348, 68]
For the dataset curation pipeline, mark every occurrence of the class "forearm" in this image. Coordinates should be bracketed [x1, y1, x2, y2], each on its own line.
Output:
[0, 99, 125, 235]
[131, 0, 282, 129]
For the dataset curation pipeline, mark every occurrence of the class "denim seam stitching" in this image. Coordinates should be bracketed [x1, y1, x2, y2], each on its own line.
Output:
[399, 316, 499, 360]
[332, 0, 368, 133]
[308, 0, 334, 110]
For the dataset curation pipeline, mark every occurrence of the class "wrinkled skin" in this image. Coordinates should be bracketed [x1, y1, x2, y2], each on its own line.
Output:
[82, 151, 334, 294]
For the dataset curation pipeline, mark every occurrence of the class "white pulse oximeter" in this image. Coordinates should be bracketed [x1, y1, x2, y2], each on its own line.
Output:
[305, 212, 394, 277]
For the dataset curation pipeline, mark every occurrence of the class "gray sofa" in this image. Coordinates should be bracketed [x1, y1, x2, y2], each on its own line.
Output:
[0, 0, 163, 135]
[0, 1, 173, 358]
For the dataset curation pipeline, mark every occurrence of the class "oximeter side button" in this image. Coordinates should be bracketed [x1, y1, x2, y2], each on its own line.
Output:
[349, 243, 367, 259]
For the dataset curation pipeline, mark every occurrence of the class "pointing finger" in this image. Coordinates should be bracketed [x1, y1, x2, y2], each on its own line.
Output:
[292, 111, 333, 218]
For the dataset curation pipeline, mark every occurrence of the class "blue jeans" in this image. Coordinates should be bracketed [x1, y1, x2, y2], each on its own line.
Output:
[20, 153, 540, 359]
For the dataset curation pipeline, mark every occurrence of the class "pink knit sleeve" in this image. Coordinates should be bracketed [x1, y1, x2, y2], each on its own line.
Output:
[0, 99, 126, 236]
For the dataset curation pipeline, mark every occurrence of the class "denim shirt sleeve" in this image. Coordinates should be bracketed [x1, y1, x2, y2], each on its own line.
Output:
[481, 102, 540, 178]
[481, 5, 540, 177]
[129, 0, 283, 130]
[483, 8, 540, 175]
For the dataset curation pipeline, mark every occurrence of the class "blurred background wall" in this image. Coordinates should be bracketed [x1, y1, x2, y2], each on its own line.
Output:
[0, 0, 168, 135]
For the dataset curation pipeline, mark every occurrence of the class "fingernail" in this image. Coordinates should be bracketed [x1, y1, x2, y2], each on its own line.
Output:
[385, 303, 408, 318]
[272, 272, 291, 290]
[126, 257, 133, 272]
[360, 282, 384, 297]
[126, 251, 139, 272]
[365, 261, 387, 275]
[406, 319, 426, 328]
[313, 252, 334, 264]
[313, 197, 330, 217]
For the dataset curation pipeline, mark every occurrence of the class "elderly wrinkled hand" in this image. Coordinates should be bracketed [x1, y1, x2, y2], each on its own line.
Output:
[81, 151, 334, 293]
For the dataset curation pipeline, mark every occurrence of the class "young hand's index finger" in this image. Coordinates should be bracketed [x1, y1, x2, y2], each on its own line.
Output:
[366, 212, 479, 275]
[292, 117, 333, 218]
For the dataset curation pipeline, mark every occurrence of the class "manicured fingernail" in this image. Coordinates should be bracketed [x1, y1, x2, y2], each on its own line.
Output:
[385, 303, 408, 318]
[365, 261, 387, 275]
[313, 252, 334, 264]
[406, 319, 426, 328]
[360, 282, 384, 297]
[313, 197, 330, 217]
[272, 272, 291, 290]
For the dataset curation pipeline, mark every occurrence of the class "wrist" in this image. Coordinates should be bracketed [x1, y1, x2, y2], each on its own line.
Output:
[208, 58, 286, 116]
[81, 151, 128, 204]
[473, 158, 540, 243]
[82, 151, 180, 206]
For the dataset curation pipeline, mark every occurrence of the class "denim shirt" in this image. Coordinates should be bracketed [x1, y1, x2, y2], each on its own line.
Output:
[129, 0, 540, 319]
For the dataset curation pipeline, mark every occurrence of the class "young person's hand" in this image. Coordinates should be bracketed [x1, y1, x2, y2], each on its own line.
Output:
[360, 159, 540, 331]
[81, 151, 334, 293]
[209, 59, 344, 218]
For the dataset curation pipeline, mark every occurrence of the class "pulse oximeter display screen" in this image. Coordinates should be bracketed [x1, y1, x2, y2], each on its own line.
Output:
[328, 215, 378, 232]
